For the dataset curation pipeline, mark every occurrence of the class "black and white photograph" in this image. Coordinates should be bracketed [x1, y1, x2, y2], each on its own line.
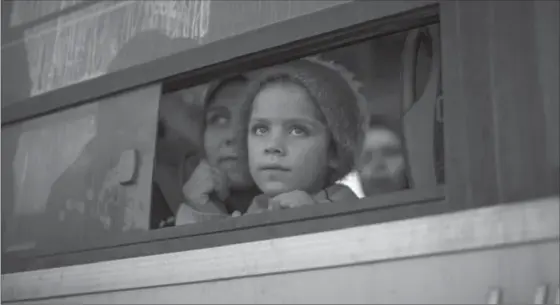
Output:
[1, 1, 558, 303]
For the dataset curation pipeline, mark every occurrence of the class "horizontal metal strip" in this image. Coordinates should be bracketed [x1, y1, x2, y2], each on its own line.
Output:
[2, 196, 558, 302]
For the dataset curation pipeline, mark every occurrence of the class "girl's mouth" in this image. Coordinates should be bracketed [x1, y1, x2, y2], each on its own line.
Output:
[259, 165, 291, 172]
[218, 156, 238, 164]
[218, 156, 241, 171]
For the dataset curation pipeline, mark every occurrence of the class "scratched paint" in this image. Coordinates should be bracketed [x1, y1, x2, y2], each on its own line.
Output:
[3, 0, 348, 103]
[142, 1, 211, 39]
[21, 0, 210, 97]
[8, 0, 84, 27]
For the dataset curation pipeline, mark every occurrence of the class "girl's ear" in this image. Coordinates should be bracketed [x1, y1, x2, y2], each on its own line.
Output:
[327, 141, 339, 169]
[328, 148, 339, 171]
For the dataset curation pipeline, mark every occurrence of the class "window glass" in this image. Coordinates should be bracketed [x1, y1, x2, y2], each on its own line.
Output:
[151, 24, 444, 228]
[1, 85, 161, 255]
[1, 23, 444, 256]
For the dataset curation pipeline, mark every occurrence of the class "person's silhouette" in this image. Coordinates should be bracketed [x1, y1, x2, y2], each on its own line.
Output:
[41, 30, 201, 249]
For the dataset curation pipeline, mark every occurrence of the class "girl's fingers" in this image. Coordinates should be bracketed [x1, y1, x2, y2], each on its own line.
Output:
[271, 191, 316, 209]
[198, 193, 210, 205]
[182, 160, 218, 205]
[199, 159, 211, 168]
[268, 199, 278, 210]
[269, 198, 289, 210]
[210, 167, 230, 200]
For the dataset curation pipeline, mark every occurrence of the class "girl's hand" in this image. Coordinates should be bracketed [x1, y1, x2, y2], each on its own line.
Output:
[246, 194, 270, 214]
[269, 190, 317, 210]
[182, 160, 230, 206]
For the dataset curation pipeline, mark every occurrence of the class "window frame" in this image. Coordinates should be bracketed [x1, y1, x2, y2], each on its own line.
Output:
[2, 0, 476, 274]
[3, 196, 558, 302]
[1, 0, 439, 125]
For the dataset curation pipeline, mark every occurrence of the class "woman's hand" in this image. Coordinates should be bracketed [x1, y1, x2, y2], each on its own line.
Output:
[182, 160, 230, 206]
[269, 190, 317, 210]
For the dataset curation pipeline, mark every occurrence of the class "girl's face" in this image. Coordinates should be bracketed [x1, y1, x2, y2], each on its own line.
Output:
[204, 81, 254, 190]
[357, 127, 407, 195]
[248, 82, 332, 197]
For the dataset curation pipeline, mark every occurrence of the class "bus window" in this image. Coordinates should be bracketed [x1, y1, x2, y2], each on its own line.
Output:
[1, 22, 445, 264]
[1, 84, 161, 255]
[151, 23, 444, 228]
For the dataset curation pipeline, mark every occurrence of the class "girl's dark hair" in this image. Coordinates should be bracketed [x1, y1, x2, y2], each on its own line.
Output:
[203, 75, 249, 109]
[157, 120, 166, 138]
[238, 59, 364, 185]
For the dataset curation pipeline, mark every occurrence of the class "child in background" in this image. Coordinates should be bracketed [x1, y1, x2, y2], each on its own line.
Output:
[241, 58, 367, 213]
[357, 114, 410, 197]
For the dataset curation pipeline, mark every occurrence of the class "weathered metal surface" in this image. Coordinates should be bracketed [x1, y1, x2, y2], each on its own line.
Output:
[534, 0, 559, 172]
[7, 0, 85, 27]
[1, 0, 348, 105]
[1, 84, 160, 255]
[2, 198, 558, 304]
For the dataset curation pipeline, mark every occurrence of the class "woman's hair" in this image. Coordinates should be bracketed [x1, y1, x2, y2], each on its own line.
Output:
[238, 58, 367, 185]
[203, 74, 249, 109]
[198, 74, 250, 145]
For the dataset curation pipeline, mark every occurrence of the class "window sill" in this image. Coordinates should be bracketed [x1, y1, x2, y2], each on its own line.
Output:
[2, 196, 558, 302]
[14, 186, 446, 259]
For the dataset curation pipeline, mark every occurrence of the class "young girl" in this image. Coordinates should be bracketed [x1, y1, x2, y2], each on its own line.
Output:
[240, 57, 367, 213]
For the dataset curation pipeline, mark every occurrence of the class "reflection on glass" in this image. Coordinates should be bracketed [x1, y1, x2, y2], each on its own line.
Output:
[12, 112, 97, 216]
[1, 85, 160, 254]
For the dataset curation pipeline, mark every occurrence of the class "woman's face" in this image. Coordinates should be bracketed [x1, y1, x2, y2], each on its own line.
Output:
[358, 127, 407, 195]
[203, 81, 254, 190]
[247, 82, 331, 197]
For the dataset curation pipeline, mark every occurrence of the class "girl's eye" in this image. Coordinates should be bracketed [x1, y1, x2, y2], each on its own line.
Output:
[207, 114, 228, 126]
[289, 126, 308, 136]
[251, 125, 269, 136]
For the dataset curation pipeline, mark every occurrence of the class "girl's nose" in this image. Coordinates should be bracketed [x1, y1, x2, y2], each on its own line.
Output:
[370, 151, 389, 170]
[264, 146, 284, 155]
[264, 132, 286, 156]
[222, 129, 237, 147]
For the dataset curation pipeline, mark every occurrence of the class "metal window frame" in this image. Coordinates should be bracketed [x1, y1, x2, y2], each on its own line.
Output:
[1, 0, 459, 274]
[3, 196, 558, 303]
[1, 0, 438, 125]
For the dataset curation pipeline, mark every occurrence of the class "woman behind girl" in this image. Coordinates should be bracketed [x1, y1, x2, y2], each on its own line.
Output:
[241, 58, 367, 212]
[175, 75, 261, 225]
